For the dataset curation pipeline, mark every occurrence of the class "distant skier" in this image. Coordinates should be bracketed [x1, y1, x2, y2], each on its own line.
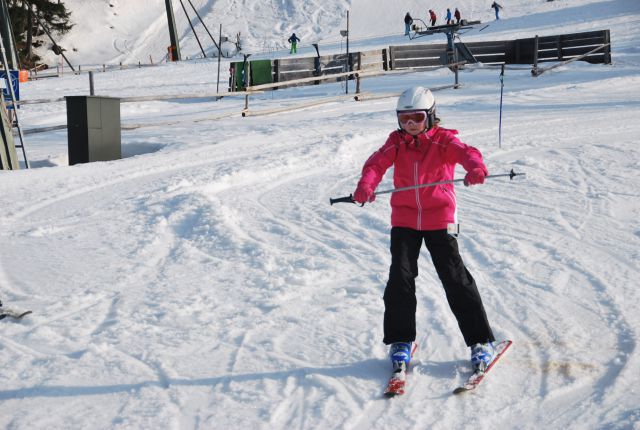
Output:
[491, 2, 503, 20]
[287, 33, 300, 54]
[404, 12, 413, 36]
[454, 8, 461, 24]
[428, 9, 437, 27]
[445, 8, 453, 25]
[352, 86, 496, 376]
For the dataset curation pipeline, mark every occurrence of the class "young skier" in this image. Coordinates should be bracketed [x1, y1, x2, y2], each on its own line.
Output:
[287, 33, 301, 54]
[353, 87, 496, 374]
[445, 8, 453, 25]
[404, 12, 413, 36]
[429, 9, 437, 26]
[491, 2, 503, 20]
[454, 8, 462, 24]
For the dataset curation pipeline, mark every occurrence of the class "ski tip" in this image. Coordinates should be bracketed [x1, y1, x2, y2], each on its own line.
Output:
[384, 388, 406, 398]
[0, 310, 33, 320]
[453, 386, 470, 395]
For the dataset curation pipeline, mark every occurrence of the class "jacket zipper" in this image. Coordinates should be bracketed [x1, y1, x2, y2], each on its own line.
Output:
[414, 162, 422, 230]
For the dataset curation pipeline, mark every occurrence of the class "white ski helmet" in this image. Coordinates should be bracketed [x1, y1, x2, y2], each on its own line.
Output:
[396, 86, 437, 130]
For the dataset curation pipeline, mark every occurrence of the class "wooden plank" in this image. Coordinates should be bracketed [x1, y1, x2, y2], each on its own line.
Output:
[389, 43, 431, 52]
[390, 54, 442, 62]
[360, 49, 383, 59]
[389, 45, 396, 69]
[558, 30, 607, 42]
[390, 46, 447, 58]
[324, 59, 350, 69]
[390, 43, 446, 51]
[472, 54, 506, 64]
[392, 58, 444, 68]
[359, 59, 385, 68]
[320, 53, 348, 63]
[537, 51, 562, 60]
[390, 45, 446, 54]
[536, 54, 605, 64]
[562, 46, 604, 57]
[358, 58, 385, 67]
[277, 57, 316, 67]
[358, 54, 383, 66]
[277, 62, 316, 72]
[538, 40, 562, 50]
[464, 41, 507, 50]
[560, 37, 607, 48]
[466, 45, 507, 56]
[278, 71, 316, 81]
[359, 62, 384, 72]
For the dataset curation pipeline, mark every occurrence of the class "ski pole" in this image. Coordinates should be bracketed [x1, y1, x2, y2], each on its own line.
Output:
[499, 64, 505, 149]
[329, 169, 525, 205]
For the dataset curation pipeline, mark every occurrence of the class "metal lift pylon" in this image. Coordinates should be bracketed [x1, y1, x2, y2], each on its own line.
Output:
[0, 34, 29, 169]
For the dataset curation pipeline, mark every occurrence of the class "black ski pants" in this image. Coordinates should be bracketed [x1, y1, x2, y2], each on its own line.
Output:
[383, 227, 495, 347]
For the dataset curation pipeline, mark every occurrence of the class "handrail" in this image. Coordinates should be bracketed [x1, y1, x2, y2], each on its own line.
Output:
[245, 61, 466, 93]
[245, 69, 359, 91]
[16, 90, 261, 106]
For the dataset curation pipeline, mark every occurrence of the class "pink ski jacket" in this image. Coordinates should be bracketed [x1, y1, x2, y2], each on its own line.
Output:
[356, 127, 488, 231]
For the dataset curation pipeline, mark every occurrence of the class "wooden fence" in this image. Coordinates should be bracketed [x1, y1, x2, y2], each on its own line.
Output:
[230, 48, 388, 91]
[230, 29, 611, 90]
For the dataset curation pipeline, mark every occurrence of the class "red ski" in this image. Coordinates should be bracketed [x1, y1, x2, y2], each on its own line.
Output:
[383, 343, 418, 397]
[0, 309, 32, 321]
[453, 340, 512, 394]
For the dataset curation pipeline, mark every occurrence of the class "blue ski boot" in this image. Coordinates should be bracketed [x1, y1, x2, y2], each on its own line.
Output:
[389, 342, 413, 371]
[471, 342, 495, 372]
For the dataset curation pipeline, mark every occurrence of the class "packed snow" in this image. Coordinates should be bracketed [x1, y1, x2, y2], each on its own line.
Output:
[1, 0, 640, 429]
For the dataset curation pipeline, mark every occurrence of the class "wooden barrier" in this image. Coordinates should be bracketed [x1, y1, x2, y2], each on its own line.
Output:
[241, 29, 611, 92]
[388, 43, 448, 69]
[507, 30, 611, 65]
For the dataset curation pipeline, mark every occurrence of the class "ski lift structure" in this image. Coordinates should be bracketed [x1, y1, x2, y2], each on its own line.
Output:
[408, 19, 483, 65]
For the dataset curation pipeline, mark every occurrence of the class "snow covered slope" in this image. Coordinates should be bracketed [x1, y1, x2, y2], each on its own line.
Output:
[1, 0, 640, 429]
[40, 0, 630, 66]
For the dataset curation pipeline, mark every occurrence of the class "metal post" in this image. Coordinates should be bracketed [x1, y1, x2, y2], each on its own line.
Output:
[0, 0, 19, 70]
[0, 36, 29, 168]
[187, 0, 221, 52]
[312, 43, 321, 84]
[89, 71, 95, 95]
[345, 10, 350, 94]
[165, 0, 181, 61]
[24, 0, 75, 72]
[216, 24, 222, 95]
[178, 0, 206, 58]
[532, 35, 539, 76]
[452, 31, 459, 87]
[499, 64, 505, 149]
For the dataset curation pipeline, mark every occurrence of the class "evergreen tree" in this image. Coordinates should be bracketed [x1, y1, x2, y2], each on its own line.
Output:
[7, 0, 73, 68]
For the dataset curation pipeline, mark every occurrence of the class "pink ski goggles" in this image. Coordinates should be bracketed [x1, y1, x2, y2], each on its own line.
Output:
[397, 110, 427, 126]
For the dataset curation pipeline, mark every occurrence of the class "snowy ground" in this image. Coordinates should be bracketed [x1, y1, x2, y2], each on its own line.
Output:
[1, 0, 640, 429]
